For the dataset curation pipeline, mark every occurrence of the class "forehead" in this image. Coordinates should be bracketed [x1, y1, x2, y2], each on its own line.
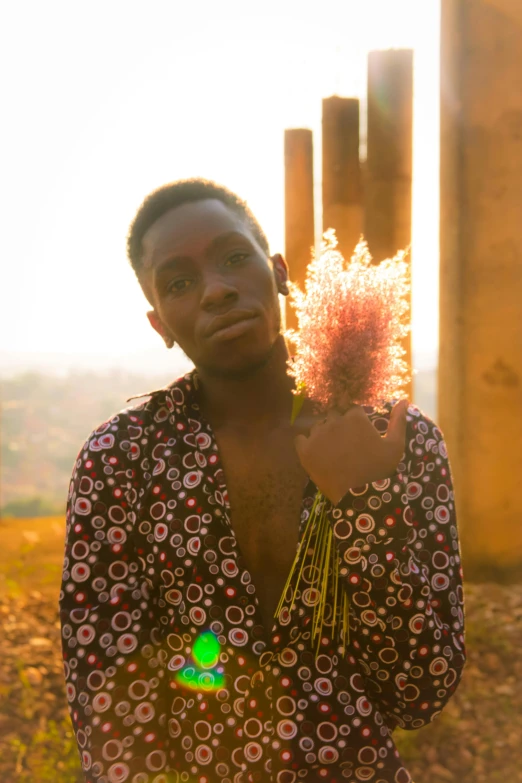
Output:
[141, 198, 254, 270]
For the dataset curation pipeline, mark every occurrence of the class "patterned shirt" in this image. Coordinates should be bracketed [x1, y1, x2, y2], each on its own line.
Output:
[59, 369, 466, 783]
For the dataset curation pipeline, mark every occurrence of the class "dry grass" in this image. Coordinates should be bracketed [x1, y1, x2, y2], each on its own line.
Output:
[0, 515, 65, 601]
[1, 517, 522, 782]
[0, 516, 83, 782]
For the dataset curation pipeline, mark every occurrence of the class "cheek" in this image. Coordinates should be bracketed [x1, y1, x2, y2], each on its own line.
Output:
[256, 271, 280, 308]
[157, 303, 194, 343]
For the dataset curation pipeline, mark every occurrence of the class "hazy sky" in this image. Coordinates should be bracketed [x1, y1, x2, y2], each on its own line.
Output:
[2, 0, 440, 375]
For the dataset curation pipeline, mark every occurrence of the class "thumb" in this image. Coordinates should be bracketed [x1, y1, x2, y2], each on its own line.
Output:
[386, 399, 409, 444]
[294, 433, 309, 460]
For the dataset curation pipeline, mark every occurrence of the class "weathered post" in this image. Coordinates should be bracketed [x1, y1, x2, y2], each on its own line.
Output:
[284, 129, 315, 333]
[440, 0, 522, 578]
[322, 96, 362, 262]
[366, 48, 414, 402]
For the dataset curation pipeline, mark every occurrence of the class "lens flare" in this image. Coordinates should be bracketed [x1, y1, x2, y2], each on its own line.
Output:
[193, 630, 220, 669]
[174, 631, 224, 692]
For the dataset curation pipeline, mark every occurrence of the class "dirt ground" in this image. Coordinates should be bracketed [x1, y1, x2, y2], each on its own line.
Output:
[1, 517, 521, 783]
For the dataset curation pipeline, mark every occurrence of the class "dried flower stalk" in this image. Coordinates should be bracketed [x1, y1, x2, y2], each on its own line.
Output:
[286, 230, 412, 415]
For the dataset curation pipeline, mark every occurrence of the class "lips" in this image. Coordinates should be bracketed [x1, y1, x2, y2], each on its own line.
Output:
[204, 309, 257, 339]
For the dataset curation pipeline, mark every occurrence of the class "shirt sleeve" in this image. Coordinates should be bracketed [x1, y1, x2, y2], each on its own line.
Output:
[58, 414, 170, 782]
[330, 401, 466, 730]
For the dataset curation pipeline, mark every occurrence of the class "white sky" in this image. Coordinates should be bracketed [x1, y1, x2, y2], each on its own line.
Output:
[1, 0, 440, 375]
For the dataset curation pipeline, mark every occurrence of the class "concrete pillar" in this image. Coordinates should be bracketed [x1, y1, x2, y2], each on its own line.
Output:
[322, 96, 362, 262]
[440, 0, 522, 579]
[366, 49, 414, 402]
[284, 129, 315, 333]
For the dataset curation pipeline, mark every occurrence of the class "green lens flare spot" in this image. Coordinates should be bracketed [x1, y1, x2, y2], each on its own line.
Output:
[198, 671, 224, 690]
[175, 669, 199, 690]
[193, 631, 220, 669]
[173, 631, 224, 692]
[174, 667, 224, 692]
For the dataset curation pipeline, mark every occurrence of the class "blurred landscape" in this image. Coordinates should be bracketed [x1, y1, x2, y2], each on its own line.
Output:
[0, 367, 181, 515]
[0, 365, 436, 517]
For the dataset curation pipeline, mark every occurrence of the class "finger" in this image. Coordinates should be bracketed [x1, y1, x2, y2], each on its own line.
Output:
[292, 414, 327, 438]
[386, 399, 409, 445]
[294, 433, 309, 456]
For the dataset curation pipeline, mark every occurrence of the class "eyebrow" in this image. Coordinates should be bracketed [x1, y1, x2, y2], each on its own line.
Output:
[151, 230, 251, 280]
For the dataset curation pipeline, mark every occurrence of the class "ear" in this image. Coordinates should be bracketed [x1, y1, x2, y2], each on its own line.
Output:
[271, 253, 290, 295]
[146, 310, 175, 349]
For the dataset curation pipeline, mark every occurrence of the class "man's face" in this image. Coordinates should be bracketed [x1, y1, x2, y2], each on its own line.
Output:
[139, 198, 289, 376]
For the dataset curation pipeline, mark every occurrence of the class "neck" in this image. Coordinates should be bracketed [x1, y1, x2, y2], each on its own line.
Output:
[195, 335, 295, 429]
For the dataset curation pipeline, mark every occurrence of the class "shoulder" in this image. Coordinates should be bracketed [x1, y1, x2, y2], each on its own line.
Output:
[75, 370, 197, 463]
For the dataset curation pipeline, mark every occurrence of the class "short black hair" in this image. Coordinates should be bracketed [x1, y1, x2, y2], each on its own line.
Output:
[127, 178, 270, 275]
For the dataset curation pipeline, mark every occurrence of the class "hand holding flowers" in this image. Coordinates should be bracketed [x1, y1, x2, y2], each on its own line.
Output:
[294, 397, 409, 506]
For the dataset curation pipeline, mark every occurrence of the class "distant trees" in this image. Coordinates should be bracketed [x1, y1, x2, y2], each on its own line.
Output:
[1, 369, 175, 516]
[1, 495, 64, 519]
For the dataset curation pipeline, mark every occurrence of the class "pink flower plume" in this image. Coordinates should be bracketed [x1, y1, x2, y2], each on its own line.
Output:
[285, 230, 412, 414]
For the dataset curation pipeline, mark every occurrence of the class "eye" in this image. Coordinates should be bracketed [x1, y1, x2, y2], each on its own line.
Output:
[225, 252, 249, 265]
[167, 278, 192, 294]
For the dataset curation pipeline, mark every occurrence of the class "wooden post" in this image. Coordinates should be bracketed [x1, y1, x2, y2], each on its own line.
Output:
[440, 0, 522, 579]
[284, 128, 315, 333]
[322, 96, 362, 262]
[366, 49, 414, 402]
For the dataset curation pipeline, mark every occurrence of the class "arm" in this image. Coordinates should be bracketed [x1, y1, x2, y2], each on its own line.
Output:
[331, 402, 466, 729]
[58, 413, 170, 782]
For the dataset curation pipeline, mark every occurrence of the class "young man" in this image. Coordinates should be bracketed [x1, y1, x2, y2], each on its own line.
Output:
[59, 179, 466, 783]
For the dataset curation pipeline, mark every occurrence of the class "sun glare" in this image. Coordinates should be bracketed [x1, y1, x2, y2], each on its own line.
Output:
[1, 0, 440, 375]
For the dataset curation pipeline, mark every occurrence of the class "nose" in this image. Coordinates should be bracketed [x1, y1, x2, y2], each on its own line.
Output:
[200, 273, 239, 311]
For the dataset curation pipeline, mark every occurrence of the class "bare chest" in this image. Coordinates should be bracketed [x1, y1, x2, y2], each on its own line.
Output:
[214, 426, 309, 629]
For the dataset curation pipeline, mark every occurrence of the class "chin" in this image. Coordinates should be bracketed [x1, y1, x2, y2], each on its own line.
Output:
[199, 341, 278, 380]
